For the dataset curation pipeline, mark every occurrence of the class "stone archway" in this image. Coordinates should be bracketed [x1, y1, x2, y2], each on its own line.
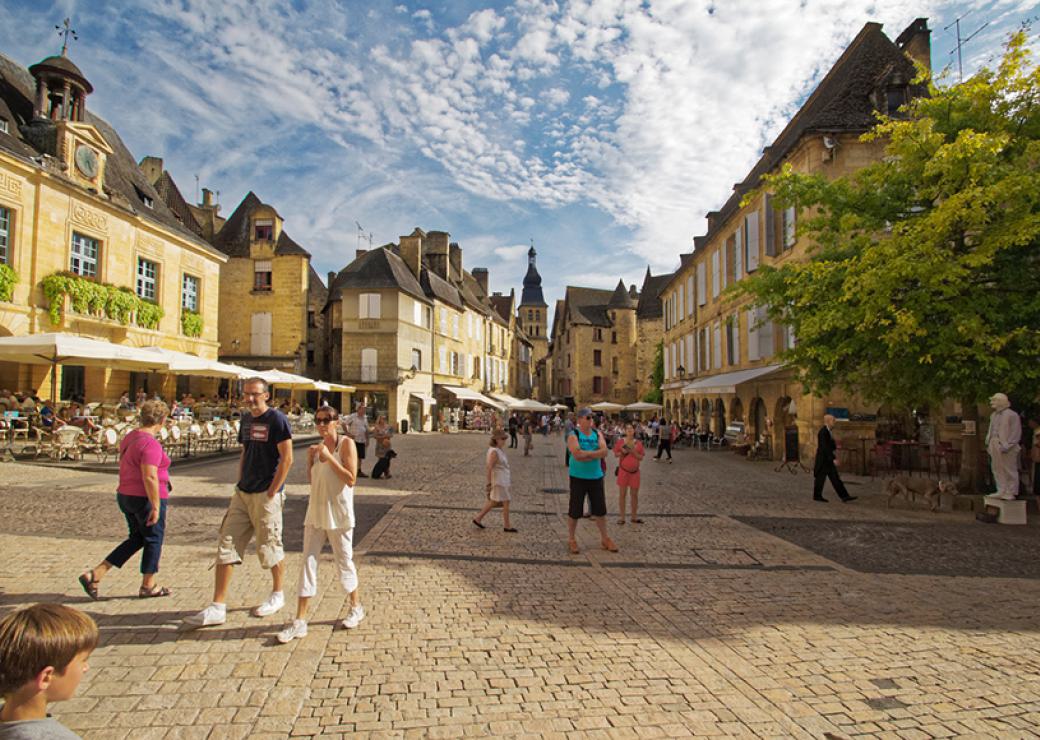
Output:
[713, 398, 727, 436]
[700, 399, 711, 431]
[775, 395, 794, 461]
[751, 397, 768, 441]
[729, 396, 744, 427]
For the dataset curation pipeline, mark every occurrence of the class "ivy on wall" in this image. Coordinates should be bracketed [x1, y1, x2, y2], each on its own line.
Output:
[0, 264, 17, 302]
[41, 271, 164, 330]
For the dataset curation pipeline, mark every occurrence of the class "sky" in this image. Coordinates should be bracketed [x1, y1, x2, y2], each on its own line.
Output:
[2, 0, 1038, 311]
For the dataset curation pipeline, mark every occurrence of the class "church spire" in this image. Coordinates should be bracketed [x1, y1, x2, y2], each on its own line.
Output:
[520, 241, 546, 307]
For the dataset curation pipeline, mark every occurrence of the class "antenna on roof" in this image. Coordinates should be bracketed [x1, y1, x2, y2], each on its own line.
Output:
[355, 221, 364, 253]
[194, 174, 199, 205]
[55, 18, 78, 56]
[944, 12, 990, 83]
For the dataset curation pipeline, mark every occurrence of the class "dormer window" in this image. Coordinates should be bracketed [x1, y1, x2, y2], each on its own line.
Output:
[886, 86, 907, 114]
[133, 185, 153, 209]
[0, 119, 8, 134]
[254, 219, 274, 241]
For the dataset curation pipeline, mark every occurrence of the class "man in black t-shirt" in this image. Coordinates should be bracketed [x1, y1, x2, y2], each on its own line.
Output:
[185, 378, 294, 628]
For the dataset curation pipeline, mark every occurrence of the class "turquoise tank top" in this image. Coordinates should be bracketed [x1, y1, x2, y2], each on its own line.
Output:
[568, 429, 604, 480]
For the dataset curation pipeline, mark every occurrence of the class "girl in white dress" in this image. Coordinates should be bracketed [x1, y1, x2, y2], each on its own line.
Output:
[278, 407, 364, 643]
[472, 430, 516, 532]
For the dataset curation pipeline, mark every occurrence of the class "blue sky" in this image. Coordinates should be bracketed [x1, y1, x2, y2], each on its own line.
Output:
[2, 0, 1037, 309]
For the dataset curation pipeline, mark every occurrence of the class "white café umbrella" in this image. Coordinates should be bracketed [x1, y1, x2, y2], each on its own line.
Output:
[625, 401, 663, 412]
[138, 346, 244, 378]
[508, 398, 553, 413]
[589, 401, 625, 412]
[0, 332, 172, 403]
[551, 403, 569, 411]
[303, 380, 356, 393]
[248, 368, 315, 388]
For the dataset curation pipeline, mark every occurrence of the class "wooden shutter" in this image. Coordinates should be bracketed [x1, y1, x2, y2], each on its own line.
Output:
[697, 263, 707, 305]
[745, 213, 760, 272]
[747, 308, 760, 362]
[764, 195, 776, 256]
[757, 306, 774, 358]
[711, 251, 720, 298]
[250, 312, 271, 355]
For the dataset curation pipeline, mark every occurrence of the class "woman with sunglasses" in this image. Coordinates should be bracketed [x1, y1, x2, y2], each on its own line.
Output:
[277, 407, 365, 643]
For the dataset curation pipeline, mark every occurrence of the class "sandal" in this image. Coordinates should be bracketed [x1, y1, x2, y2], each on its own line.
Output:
[601, 539, 619, 553]
[78, 571, 99, 601]
[139, 585, 171, 598]
[568, 540, 580, 554]
[472, 519, 485, 529]
[617, 519, 625, 525]
[503, 527, 518, 533]
[632, 518, 644, 524]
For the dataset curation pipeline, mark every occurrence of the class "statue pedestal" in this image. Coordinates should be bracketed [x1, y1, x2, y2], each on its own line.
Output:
[983, 495, 1027, 525]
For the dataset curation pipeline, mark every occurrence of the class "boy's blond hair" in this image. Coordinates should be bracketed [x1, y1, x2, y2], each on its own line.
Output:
[0, 604, 98, 696]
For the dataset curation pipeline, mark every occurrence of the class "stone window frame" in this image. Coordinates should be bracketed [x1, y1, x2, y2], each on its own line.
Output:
[181, 273, 200, 312]
[70, 231, 100, 279]
[0, 204, 11, 265]
[135, 257, 159, 302]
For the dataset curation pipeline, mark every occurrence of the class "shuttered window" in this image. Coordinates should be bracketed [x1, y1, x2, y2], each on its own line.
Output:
[745, 212, 760, 272]
[697, 263, 706, 306]
[250, 312, 272, 355]
[361, 348, 377, 382]
[359, 293, 381, 319]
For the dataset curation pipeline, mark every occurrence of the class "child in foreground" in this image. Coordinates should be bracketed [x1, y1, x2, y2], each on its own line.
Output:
[0, 603, 98, 739]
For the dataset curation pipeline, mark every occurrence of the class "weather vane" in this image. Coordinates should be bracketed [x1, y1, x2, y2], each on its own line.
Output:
[55, 17, 78, 56]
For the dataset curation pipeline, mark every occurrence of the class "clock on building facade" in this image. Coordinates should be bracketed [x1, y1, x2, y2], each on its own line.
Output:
[74, 144, 98, 178]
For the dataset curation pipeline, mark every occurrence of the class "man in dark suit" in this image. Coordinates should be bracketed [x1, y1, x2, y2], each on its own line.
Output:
[814, 414, 857, 502]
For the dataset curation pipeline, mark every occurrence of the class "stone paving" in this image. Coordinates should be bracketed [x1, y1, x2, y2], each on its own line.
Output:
[1, 432, 1039, 738]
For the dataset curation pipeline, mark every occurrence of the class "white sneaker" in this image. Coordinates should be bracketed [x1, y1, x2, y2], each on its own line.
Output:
[253, 591, 285, 617]
[183, 603, 226, 628]
[341, 605, 365, 629]
[276, 619, 308, 643]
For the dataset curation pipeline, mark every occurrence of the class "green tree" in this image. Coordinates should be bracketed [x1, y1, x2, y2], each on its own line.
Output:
[644, 341, 663, 404]
[736, 32, 1040, 491]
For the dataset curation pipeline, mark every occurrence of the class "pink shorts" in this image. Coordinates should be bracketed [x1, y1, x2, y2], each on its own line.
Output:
[616, 468, 641, 489]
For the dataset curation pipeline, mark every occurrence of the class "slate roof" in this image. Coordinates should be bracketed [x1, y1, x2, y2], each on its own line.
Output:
[211, 192, 309, 258]
[563, 286, 616, 328]
[637, 270, 673, 319]
[0, 52, 222, 259]
[420, 267, 463, 310]
[608, 279, 637, 309]
[698, 22, 921, 244]
[152, 170, 205, 238]
[308, 264, 328, 302]
[489, 295, 514, 324]
[327, 247, 427, 304]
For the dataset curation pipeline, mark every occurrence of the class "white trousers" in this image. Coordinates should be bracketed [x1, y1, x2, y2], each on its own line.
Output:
[298, 525, 357, 598]
[991, 448, 1020, 497]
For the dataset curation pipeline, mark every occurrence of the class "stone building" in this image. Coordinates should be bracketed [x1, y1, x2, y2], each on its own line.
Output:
[547, 267, 671, 409]
[490, 290, 534, 399]
[207, 192, 315, 374]
[0, 49, 224, 400]
[323, 228, 512, 431]
[659, 19, 932, 461]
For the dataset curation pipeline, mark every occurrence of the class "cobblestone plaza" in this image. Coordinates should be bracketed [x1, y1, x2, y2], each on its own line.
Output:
[1, 433, 1038, 738]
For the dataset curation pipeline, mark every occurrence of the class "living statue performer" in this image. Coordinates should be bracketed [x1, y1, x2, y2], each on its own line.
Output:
[986, 393, 1021, 500]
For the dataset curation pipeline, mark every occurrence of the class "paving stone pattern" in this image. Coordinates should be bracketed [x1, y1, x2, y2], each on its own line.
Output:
[1, 433, 1039, 738]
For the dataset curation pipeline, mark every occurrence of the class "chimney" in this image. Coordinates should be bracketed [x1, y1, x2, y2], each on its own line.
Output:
[896, 18, 931, 72]
[706, 210, 719, 233]
[472, 267, 489, 296]
[355, 249, 367, 260]
[327, 271, 336, 290]
[426, 231, 450, 279]
[202, 188, 216, 207]
[138, 156, 163, 185]
[399, 232, 422, 279]
[448, 242, 463, 282]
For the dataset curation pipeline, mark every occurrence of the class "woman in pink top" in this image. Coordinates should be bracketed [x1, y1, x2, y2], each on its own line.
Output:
[78, 400, 172, 599]
[614, 422, 645, 525]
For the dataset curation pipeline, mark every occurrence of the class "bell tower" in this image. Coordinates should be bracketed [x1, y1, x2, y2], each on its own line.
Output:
[28, 21, 113, 192]
[518, 243, 548, 364]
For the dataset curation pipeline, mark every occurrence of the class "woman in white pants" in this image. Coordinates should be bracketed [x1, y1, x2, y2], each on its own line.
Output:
[278, 407, 364, 643]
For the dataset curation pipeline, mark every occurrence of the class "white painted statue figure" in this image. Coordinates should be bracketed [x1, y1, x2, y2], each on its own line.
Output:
[985, 393, 1022, 500]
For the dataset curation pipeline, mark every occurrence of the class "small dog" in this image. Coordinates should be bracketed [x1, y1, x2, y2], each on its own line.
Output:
[370, 449, 398, 480]
[884, 476, 953, 511]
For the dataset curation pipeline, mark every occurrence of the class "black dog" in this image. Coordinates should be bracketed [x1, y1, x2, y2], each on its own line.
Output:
[370, 449, 398, 479]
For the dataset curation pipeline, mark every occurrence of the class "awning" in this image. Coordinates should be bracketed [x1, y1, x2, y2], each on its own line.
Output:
[439, 385, 505, 410]
[490, 392, 523, 407]
[681, 364, 785, 396]
[409, 392, 436, 406]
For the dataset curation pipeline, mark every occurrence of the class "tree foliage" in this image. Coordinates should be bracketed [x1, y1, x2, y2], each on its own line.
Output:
[644, 341, 663, 404]
[736, 32, 1040, 409]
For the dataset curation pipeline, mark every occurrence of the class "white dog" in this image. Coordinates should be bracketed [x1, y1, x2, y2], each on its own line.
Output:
[884, 476, 953, 512]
